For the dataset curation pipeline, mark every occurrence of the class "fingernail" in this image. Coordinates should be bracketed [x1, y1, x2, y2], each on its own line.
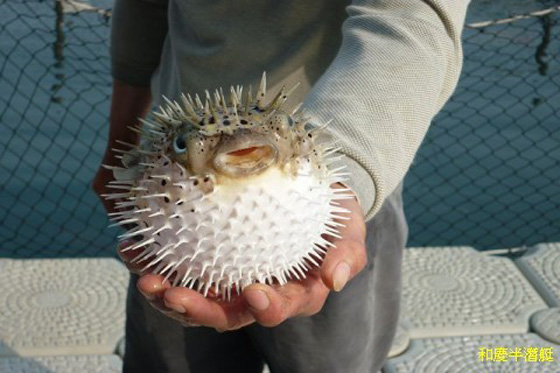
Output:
[137, 286, 156, 301]
[139, 291, 156, 302]
[164, 299, 186, 313]
[333, 262, 351, 292]
[245, 289, 270, 311]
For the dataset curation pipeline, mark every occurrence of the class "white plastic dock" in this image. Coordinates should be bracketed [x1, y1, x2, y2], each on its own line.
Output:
[384, 243, 560, 372]
[0, 258, 128, 371]
[384, 333, 558, 373]
[398, 246, 546, 339]
[0, 355, 122, 373]
[516, 243, 560, 306]
[0, 244, 558, 372]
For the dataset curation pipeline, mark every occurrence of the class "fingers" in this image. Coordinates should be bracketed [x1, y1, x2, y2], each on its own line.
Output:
[164, 287, 254, 330]
[137, 274, 255, 330]
[242, 184, 367, 327]
[137, 273, 170, 303]
[242, 270, 329, 327]
[321, 185, 367, 292]
[136, 274, 195, 325]
[122, 183, 367, 331]
[242, 239, 367, 328]
[320, 238, 367, 291]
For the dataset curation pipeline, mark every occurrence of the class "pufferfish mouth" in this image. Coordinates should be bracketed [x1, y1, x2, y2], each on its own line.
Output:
[214, 141, 278, 177]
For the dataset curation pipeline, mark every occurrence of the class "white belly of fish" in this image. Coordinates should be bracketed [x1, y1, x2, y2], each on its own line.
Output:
[122, 157, 345, 298]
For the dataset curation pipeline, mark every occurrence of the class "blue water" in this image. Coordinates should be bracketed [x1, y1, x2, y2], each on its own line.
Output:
[1, 0, 115, 257]
[0, 0, 559, 257]
[405, 15, 560, 248]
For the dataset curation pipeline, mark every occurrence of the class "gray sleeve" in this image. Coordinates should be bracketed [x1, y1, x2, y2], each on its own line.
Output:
[110, 0, 169, 86]
[303, 0, 469, 221]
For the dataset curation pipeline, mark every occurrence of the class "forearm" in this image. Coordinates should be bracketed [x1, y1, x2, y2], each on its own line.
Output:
[102, 79, 153, 166]
[105, 0, 169, 165]
[304, 0, 469, 221]
[94, 80, 153, 213]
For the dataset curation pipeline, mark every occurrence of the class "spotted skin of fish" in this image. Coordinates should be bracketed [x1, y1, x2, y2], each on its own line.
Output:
[104, 73, 352, 300]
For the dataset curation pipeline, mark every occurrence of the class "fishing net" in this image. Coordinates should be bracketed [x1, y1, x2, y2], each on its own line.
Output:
[1, 1, 558, 257]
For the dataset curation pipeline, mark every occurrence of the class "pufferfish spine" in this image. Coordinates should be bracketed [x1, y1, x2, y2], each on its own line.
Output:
[104, 73, 353, 300]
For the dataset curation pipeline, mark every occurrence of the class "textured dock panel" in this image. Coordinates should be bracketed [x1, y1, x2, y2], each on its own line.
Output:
[400, 247, 546, 338]
[383, 333, 559, 373]
[530, 308, 560, 344]
[0, 355, 121, 373]
[515, 243, 560, 306]
[117, 338, 125, 358]
[0, 258, 129, 356]
[387, 325, 410, 358]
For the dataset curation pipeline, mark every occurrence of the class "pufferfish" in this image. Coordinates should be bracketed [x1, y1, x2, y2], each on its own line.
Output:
[105, 73, 352, 300]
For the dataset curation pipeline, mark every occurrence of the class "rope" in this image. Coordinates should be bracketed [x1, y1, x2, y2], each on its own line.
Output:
[465, 5, 560, 29]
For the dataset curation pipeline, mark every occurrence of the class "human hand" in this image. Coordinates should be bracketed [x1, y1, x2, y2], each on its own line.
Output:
[119, 183, 367, 330]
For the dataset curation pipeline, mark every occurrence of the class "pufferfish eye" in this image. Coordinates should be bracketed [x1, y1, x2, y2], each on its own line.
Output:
[173, 135, 187, 154]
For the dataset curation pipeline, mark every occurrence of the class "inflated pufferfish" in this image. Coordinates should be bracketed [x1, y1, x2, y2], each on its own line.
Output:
[105, 73, 352, 299]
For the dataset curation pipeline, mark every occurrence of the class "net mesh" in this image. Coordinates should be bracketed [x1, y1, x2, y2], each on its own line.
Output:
[0, 0, 559, 257]
[404, 9, 560, 249]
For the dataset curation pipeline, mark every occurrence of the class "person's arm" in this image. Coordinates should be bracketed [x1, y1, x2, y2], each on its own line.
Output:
[93, 81, 152, 213]
[93, 0, 168, 213]
[131, 0, 469, 330]
[304, 0, 469, 221]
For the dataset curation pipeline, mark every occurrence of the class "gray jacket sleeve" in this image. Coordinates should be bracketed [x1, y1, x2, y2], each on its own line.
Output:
[303, 0, 469, 220]
[110, 0, 169, 86]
